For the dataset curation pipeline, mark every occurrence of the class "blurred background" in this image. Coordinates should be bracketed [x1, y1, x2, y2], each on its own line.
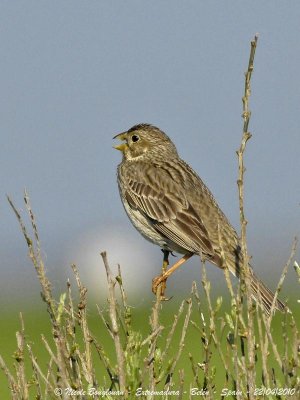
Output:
[1, 2, 300, 314]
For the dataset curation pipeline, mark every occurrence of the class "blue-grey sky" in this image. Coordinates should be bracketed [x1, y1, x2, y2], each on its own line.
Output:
[1, 2, 299, 306]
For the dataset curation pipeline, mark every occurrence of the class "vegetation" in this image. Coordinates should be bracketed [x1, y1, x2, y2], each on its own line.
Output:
[1, 36, 299, 400]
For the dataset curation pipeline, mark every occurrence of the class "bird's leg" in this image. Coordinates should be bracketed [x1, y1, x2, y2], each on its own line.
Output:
[154, 249, 170, 298]
[162, 249, 170, 273]
[152, 253, 193, 297]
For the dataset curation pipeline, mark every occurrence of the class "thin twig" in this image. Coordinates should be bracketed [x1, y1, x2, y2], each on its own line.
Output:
[100, 251, 126, 395]
[71, 263, 94, 385]
[160, 300, 185, 362]
[141, 326, 164, 347]
[164, 297, 192, 391]
[147, 282, 163, 397]
[15, 313, 29, 400]
[237, 34, 258, 398]
[0, 355, 18, 399]
[267, 238, 297, 325]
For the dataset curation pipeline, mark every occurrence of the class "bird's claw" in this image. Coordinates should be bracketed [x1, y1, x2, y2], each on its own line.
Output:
[152, 275, 165, 294]
[152, 275, 172, 301]
[162, 295, 173, 301]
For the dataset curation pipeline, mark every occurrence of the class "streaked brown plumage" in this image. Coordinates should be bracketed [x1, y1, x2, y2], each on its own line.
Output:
[114, 123, 285, 314]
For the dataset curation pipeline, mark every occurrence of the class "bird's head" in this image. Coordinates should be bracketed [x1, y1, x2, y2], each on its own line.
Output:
[113, 123, 178, 161]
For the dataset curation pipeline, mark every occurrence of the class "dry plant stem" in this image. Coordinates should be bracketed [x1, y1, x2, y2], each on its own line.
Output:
[255, 239, 298, 381]
[160, 300, 185, 362]
[291, 317, 300, 394]
[188, 352, 201, 388]
[193, 280, 213, 396]
[141, 326, 164, 347]
[7, 193, 71, 391]
[201, 265, 231, 378]
[190, 283, 203, 388]
[27, 344, 50, 391]
[267, 237, 297, 325]
[178, 369, 185, 400]
[164, 297, 192, 391]
[148, 283, 163, 397]
[41, 335, 60, 368]
[115, 266, 132, 338]
[254, 281, 284, 374]
[71, 263, 94, 385]
[217, 220, 235, 299]
[92, 337, 115, 383]
[237, 34, 258, 398]
[64, 279, 83, 387]
[44, 358, 54, 398]
[97, 305, 114, 340]
[15, 313, 29, 400]
[100, 251, 126, 394]
[66, 279, 76, 335]
[116, 265, 132, 335]
[39, 354, 66, 399]
[7, 194, 57, 324]
[219, 221, 246, 395]
[282, 311, 289, 385]
[0, 356, 18, 399]
[256, 310, 270, 388]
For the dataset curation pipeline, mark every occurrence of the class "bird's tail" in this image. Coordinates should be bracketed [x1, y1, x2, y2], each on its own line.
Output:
[249, 271, 286, 315]
[214, 249, 286, 315]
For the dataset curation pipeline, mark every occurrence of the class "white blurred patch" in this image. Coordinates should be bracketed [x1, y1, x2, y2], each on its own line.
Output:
[63, 222, 161, 301]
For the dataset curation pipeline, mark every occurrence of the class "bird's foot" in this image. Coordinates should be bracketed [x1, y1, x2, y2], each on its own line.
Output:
[152, 275, 173, 301]
[152, 274, 166, 295]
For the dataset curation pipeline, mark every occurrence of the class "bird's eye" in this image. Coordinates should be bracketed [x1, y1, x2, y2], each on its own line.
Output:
[131, 134, 140, 143]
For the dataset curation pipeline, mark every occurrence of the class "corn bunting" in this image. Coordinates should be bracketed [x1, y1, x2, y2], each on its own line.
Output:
[114, 123, 285, 314]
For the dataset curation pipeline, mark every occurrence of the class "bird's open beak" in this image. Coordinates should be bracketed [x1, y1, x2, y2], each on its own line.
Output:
[113, 132, 128, 152]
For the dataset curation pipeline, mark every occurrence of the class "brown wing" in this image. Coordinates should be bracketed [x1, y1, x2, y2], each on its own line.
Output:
[121, 161, 215, 256]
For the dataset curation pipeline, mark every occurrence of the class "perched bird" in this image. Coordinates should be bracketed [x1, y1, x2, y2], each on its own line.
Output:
[114, 123, 285, 314]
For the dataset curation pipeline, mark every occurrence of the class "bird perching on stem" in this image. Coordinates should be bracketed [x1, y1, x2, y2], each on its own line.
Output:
[114, 123, 286, 315]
